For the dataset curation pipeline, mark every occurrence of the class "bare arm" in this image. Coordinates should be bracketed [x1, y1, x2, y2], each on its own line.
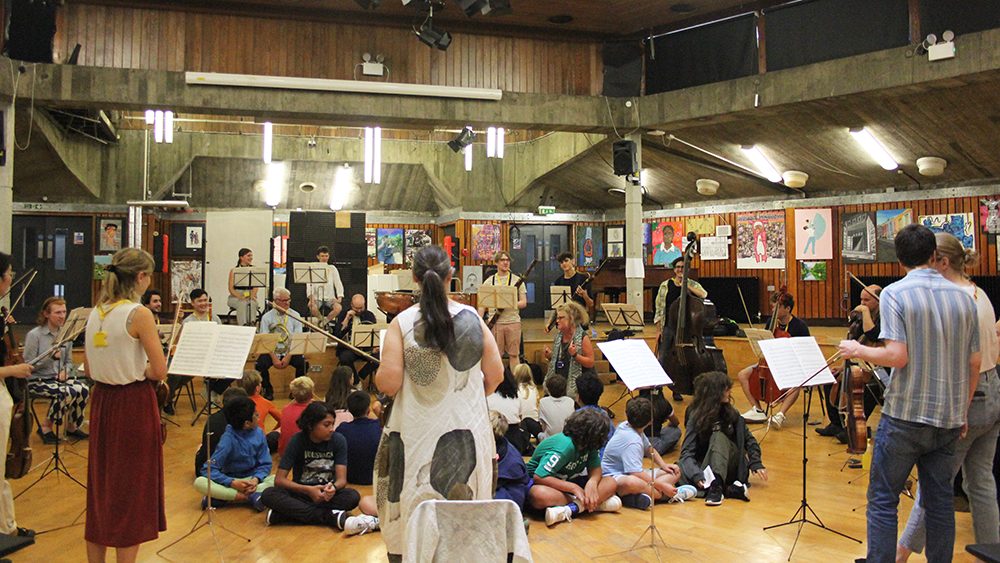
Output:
[839, 339, 907, 369]
[969, 352, 982, 407]
[228, 269, 242, 300]
[375, 320, 404, 397]
[480, 318, 504, 394]
[129, 306, 167, 381]
[572, 335, 596, 369]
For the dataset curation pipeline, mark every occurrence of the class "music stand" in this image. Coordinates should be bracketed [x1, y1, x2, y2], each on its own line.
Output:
[594, 338, 689, 561]
[232, 266, 267, 327]
[352, 323, 387, 349]
[159, 323, 256, 560]
[549, 286, 571, 309]
[478, 285, 517, 311]
[286, 333, 326, 356]
[757, 337, 860, 560]
[602, 303, 644, 333]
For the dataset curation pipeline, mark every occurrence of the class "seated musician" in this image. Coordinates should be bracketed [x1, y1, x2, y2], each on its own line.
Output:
[654, 257, 707, 401]
[552, 252, 594, 318]
[331, 294, 377, 385]
[23, 297, 90, 444]
[816, 285, 885, 443]
[477, 251, 527, 369]
[141, 288, 162, 317]
[170, 288, 228, 410]
[255, 288, 306, 401]
[306, 245, 344, 329]
[737, 292, 809, 428]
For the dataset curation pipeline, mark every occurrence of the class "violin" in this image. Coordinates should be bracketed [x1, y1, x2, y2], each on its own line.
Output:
[2, 272, 36, 480]
[747, 286, 789, 405]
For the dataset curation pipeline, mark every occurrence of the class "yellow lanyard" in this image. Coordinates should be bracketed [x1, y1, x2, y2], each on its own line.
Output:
[93, 299, 130, 348]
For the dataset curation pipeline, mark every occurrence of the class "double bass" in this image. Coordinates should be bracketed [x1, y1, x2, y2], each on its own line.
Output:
[660, 233, 727, 397]
[746, 286, 788, 405]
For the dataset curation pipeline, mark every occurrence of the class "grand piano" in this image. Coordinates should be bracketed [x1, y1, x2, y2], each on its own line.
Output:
[589, 257, 674, 320]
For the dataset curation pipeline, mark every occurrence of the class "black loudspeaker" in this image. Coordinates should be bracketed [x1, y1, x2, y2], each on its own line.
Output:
[4, 0, 57, 63]
[612, 140, 638, 176]
[602, 41, 643, 97]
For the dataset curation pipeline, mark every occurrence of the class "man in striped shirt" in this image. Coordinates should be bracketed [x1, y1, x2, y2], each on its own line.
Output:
[839, 224, 980, 563]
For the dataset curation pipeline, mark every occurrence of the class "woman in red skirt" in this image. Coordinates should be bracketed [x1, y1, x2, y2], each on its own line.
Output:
[84, 248, 167, 563]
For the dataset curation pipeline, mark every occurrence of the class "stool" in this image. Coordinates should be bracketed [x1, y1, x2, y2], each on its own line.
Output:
[172, 377, 199, 413]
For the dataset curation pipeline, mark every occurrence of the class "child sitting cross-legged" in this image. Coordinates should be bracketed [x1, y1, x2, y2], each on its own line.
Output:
[259, 402, 378, 535]
[277, 376, 317, 456]
[538, 374, 575, 441]
[601, 396, 696, 509]
[242, 370, 282, 453]
[526, 408, 621, 527]
[491, 410, 530, 512]
[336, 390, 381, 486]
[193, 395, 274, 511]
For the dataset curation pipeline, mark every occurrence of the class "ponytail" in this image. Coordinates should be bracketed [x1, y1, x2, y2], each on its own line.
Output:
[100, 248, 154, 304]
[413, 246, 454, 351]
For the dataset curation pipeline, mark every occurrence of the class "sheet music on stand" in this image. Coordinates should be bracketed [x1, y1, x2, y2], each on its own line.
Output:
[353, 323, 388, 348]
[757, 337, 836, 390]
[286, 333, 327, 356]
[249, 333, 280, 356]
[743, 328, 775, 360]
[596, 339, 673, 391]
[57, 307, 92, 344]
[478, 284, 517, 310]
[168, 323, 256, 379]
[293, 262, 328, 285]
[549, 286, 571, 309]
[601, 303, 645, 331]
[394, 269, 418, 292]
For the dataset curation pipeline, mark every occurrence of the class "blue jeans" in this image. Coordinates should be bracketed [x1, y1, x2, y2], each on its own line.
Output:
[867, 415, 961, 563]
[899, 369, 1000, 551]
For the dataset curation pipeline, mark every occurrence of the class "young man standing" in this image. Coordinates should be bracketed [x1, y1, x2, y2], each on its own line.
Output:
[307, 245, 344, 327]
[478, 251, 527, 368]
[839, 224, 980, 563]
[552, 252, 594, 314]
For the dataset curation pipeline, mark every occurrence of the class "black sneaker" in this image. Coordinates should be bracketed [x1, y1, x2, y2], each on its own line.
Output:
[332, 509, 349, 530]
[162, 404, 175, 416]
[67, 429, 89, 440]
[836, 430, 849, 445]
[705, 483, 724, 506]
[815, 424, 840, 437]
[725, 481, 750, 502]
[40, 431, 59, 445]
[14, 527, 35, 537]
[266, 509, 290, 526]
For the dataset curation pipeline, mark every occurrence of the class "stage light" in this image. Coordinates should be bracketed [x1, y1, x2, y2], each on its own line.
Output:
[263, 122, 273, 164]
[448, 126, 475, 153]
[850, 127, 898, 171]
[457, 0, 488, 17]
[740, 145, 782, 183]
[481, 0, 511, 15]
[415, 21, 452, 50]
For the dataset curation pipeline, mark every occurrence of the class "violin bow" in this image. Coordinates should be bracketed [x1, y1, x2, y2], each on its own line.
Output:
[2, 270, 38, 324]
[847, 270, 879, 302]
[736, 285, 755, 331]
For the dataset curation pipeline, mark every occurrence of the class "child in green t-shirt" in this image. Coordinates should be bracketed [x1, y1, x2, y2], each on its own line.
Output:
[525, 408, 620, 526]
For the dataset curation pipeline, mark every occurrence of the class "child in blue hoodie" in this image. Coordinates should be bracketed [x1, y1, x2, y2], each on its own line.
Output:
[194, 396, 274, 510]
[491, 410, 530, 511]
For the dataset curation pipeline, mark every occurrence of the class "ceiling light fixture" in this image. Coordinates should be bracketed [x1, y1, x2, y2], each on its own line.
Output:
[740, 145, 782, 183]
[186, 72, 501, 101]
[364, 126, 382, 184]
[164, 111, 174, 144]
[849, 127, 898, 170]
[144, 109, 155, 125]
[696, 179, 719, 196]
[464, 144, 473, 171]
[263, 161, 287, 208]
[153, 110, 164, 143]
[330, 164, 354, 211]
[916, 156, 947, 176]
[486, 126, 505, 158]
[414, 2, 452, 50]
[262, 121, 273, 164]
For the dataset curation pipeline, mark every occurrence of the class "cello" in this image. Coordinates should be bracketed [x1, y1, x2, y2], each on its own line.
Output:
[746, 286, 788, 405]
[660, 233, 727, 397]
[835, 274, 882, 454]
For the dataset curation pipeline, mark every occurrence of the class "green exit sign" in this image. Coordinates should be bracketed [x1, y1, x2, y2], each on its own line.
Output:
[538, 205, 556, 215]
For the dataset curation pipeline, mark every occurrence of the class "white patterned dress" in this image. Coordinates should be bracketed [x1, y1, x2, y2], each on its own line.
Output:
[374, 301, 496, 560]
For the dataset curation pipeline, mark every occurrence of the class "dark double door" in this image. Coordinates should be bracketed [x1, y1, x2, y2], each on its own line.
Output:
[10, 215, 94, 320]
[507, 224, 569, 319]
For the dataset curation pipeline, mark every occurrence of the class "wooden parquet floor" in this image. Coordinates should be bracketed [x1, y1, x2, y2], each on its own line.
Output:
[9, 381, 978, 563]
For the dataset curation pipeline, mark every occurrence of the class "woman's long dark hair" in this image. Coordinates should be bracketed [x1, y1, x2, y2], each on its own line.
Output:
[235, 248, 252, 267]
[495, 366, 518, 399]
[413, 246, 454, 351]
[687, 371, 739, 439]
[0, 251, 10, 279]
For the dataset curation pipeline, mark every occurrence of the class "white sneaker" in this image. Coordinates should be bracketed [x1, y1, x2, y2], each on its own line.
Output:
[544, 506, 572, 527]
[770, 411, 786, 429]
[669, 484, 698, 503]
[597, 495, 622, 512]
[742, 407, 767, 423]
[344, 515, 380, 536]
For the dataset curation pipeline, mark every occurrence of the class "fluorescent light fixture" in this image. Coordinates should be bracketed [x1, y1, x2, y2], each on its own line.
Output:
[126, 200, 190, 208]
[164, 111, 174, 144]
[850, 127, 898, 171]
[740, 145, 782, 183]
[496, 127, 504, 158]
[186, 71, 502, 101]
[639, 168, 648, 186]
[153, 110, 164, 143]
[373, 126, 381, 184]
[144, 109, 155, 125]
[263, 122, 273, 164]
[464, 144, 473, 171]
[330, 164, 353, 211]
[364, 127, 374, 183]
[263, 161, 287, 207]
[486, 127, 496, 158]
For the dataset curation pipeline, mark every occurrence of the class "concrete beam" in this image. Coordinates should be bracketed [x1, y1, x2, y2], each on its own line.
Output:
[31, 110, 103, 198]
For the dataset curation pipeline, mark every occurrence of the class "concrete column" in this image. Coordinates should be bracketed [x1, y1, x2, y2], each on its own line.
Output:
[0, 103, 13, 255]
[624, 133, 644, 310]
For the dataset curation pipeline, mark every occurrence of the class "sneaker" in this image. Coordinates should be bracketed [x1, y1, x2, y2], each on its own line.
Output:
[201, 497, 227, 510]
[705, 483, 724, 506]
[815, 423, 839, 437]
[669, 484, 697, 503]
[265, 509, 276, 526]
[741, 407, 767, 423]
[725, 481, 750, 502]
[344, 515, 380, 536]
[14, 527, 35, 537]
[162, 404, 176, 416]
[836, 430, 849, 444]
[544, 506, 572, 527]
[67, 428, 89, 440]
[248, 492, 265, 512]
[332, 509, 349, 530]
[621, 493, 652, 510]
[597, 495, 622, 512]
[40, 431, 60, 445]
[847, 457, 863, 469]
[769, 411, 786, 429]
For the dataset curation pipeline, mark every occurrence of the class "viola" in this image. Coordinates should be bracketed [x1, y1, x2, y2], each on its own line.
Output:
[2, 308, 31, 479]
[837, 305, 877, 454]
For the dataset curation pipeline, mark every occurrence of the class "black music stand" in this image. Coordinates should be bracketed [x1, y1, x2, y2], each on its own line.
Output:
[232, 266, 267, 327]
[294, 262, 330, 320]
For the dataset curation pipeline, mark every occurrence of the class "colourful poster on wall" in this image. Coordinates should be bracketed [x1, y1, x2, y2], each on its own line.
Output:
[404, 229, 433, 264]
[376, 228, 403, 265]
[650, 220, 684, 265]
[919, 212, 976, 250]
[471, 223, 502, 261]
[366, 227, 377, 258]
[576, 225, 604, 268]
[876, 209, 913, 263]
[687, 216, 716, 236]
[794, 208, 833, 260]
[736, 210, 786, 269]
[842, 212, 876, 263]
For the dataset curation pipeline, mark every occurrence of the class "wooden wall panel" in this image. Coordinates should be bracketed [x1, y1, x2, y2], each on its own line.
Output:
[55, 3, 603, 96]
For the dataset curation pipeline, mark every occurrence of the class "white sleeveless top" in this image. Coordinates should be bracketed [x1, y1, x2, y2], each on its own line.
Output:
[85, 301, 149, 385]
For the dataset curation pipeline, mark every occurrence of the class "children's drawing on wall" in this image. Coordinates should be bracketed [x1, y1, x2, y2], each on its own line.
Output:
[404, 229, 433, 265]
[576, 226, 603, 267]
[794, 208, 832, 260]
[875, 208, 912, 263]
[919, 213, 975, 250]
[841, 212, 876, 263]
[650, 220, 684, 265]
[366, 228, 377, 258]
[99, 219, 122, 252]
[736, 211, 785, 269]
[471, 223, 501, 261]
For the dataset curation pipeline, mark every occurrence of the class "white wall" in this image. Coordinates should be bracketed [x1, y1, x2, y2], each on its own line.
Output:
[205, 210, 273, 313]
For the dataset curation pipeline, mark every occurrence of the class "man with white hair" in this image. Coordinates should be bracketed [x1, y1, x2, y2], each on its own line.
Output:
[255, 287, 306, 400]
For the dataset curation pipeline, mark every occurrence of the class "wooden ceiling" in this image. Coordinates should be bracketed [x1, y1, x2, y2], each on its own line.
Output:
[87, 0, 763, 38]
